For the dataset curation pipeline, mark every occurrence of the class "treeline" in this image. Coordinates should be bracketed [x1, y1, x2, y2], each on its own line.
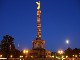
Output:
[65, 47, 80, 58]
[51, 47, 80, 58]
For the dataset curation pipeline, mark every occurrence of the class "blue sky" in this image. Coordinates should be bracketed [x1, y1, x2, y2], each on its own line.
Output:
[0, 0, 80, 51]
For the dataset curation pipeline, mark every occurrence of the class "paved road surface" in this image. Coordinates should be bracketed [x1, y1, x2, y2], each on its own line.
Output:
[0, 58, 80, 60]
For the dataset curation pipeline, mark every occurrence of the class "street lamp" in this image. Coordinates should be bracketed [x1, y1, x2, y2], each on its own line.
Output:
[58, 50, 63, 54]
[10, 55, 13, 58]
[0, 55, 2, 58]
[23, 49, 28, 54]
[23, 49, 29, 57]
[58, 50, 64, 59]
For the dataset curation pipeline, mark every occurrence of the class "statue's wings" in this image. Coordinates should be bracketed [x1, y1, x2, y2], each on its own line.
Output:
[36, 1, 40, 10]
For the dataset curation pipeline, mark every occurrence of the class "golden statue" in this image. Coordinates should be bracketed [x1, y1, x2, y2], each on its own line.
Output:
[36, 1, 40, 10]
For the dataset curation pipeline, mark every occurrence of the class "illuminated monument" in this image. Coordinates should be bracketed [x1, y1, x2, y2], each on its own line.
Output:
[32, 1, 45, 50]
[28, 1, 51, 58]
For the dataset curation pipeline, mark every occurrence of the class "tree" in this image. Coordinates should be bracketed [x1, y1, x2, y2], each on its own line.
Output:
[73, 48, 78, 54]
[73, 48, 80, 58]
[65, 47, 73, 58]
[0, 35, 15, 58]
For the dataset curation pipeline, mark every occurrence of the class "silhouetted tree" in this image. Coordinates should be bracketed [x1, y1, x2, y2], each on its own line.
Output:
[65, 47, 73, 58]
[73, 48, 78, 54]
[14, 49, 20, 58]
[0, 35, 15, 58]
[73, 48, 80, 58]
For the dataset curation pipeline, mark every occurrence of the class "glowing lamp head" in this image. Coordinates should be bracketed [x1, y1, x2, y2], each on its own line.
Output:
[23, 49, 28, 54]
[58, 50, 64, 54]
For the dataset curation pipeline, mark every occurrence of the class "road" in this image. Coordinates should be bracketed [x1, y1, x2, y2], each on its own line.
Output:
[0, 58, 80, 60]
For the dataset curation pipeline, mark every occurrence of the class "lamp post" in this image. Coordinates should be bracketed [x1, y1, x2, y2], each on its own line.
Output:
[58, 50, 63, 55]
[58, 50, 64, 59]
[23, 49, 28, 57]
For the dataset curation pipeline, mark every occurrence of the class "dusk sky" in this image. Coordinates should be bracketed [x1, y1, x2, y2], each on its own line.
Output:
[0, 0, 80, 51]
